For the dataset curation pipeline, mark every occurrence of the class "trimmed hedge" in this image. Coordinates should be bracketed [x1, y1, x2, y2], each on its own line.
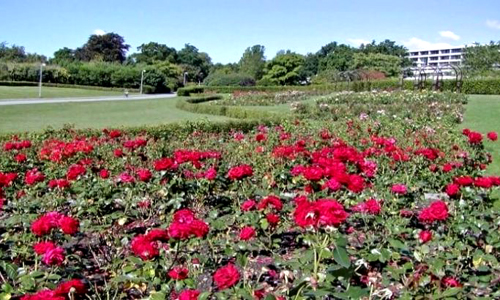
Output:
[176, 78, 500, 95]
[176, 97, 282, 120]
[0, 81, 141, 93]
[177, 86, 205, 96]
[185, 95, 224, 104]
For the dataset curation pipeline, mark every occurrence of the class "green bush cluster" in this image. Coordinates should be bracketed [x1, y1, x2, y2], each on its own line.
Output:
[0, 80, 140, 92]
[0, 62, 181, 93]
[176, 86, 205, 96]
[203, 73, 256, 86]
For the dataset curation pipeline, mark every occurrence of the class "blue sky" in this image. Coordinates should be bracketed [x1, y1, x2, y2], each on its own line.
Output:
[2, 0, 500, 63]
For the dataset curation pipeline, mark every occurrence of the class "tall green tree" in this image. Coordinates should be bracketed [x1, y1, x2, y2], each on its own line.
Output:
[75, 33, 130, 63]
[51, 47, 76, 64]
[238, 45, 266, 80]
[131, 42, 178, 64]
[351, 52, 402, 77]
[177, 44, 212, 81]
[463, 42, 500, 75]
[262, 50, 305, 85]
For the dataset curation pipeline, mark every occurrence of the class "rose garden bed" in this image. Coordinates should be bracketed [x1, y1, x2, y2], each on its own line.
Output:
[1, 91, 500, 299]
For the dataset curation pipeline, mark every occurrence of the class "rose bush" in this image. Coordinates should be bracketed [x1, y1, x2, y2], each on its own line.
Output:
[0, 91, 499, 299]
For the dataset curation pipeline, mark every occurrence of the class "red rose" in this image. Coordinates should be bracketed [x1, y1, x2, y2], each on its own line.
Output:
[487, 131, 498, 141]
[113, 148, 124, 157]
[442, 277, 461, 287]
[294, 201, 320, 228]
[59, 216, 79, 235]
[351, 199, 381, 215]
[25, 168, 45, 185]
[189, 220, 210, 238]
[54, 279, 87, 296]
[347, 174, 365, 193]
[21, 290, 64, 300]
[391, 184, 407, 195]
[33, 241, 56, 255]
[154, 157, 176, 171]
[227, 164, 253, 180]
[257, 195, 283, 211]
[66, 164, 86, 180]
[42, 247, 65, 266]
[15, 153, 27, 163]
[241, 199, 257, 211]
[266, 213, 280, 226]
[118, 172, 135, 183]
[213, 264, 240, 290]
[302, 166, 324, 181]
[168, 266, 189, 280]
[454, 176, 473, 186]
[419, 230, 432, 243]
[99, 169, 110, 179]
[131, 235, 159, 260]
[467, 131, 483, 144]
[178, 289, 200, 300]
[136, 168, 152, 182]
[239, 226, 256, 241]
[323, 178, 342, 191]
[204, 167, 217, 180]
[145, 229, 169, 242]
[474, 177, 493, 188]
[418, 201, 449, 223]
[316, 199, 349, 226]
[445, 183, 460, 197]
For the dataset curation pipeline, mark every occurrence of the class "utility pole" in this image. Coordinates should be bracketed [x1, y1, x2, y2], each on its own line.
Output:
[140, 69, 146, 94]
[38, 63, 46, 98]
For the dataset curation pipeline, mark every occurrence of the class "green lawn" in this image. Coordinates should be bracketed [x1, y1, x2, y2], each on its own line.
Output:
[0, 97, 231, 133]
[0, 86, 130, 99]
[462, 95, 500, 175]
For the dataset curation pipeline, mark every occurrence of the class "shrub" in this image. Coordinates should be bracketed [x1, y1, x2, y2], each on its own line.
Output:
[177, 86, 205, 96]
[204, 73, 256, 86]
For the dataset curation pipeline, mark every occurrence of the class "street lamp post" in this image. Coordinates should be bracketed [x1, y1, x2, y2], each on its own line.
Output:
[140, 69, 146, 94]
[38, 63, 46, 98]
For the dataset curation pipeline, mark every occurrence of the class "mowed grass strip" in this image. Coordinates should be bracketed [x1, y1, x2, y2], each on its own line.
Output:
[0, 97, 232, 133]
[0, 86, 129, 99]
[463, 94, 500, 175]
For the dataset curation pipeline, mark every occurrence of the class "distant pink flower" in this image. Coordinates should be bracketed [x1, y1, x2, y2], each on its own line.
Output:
[391, 184, 407, 195]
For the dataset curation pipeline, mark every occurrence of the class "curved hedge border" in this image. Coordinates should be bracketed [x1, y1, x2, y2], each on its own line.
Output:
[0, 81, 141, 93]
[176, 95, 283, 121]
[177, 77, 500, 95]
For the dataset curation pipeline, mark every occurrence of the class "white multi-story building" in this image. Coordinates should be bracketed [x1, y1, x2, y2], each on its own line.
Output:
[407, 46, 465, 78]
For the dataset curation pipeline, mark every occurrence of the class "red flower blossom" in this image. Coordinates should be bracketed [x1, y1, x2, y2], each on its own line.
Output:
[442, 277, 461, 288]
[54, 279, 87, 295]
[239, 226, 256, 241]
[487, 131, 498, 141]
[154, 157, 176, 171]
[241, 200, 257, 211]
[168, 266, 189, 280]
[347, 174, 365, 193]
[419, 230, 432, 243]
[302, 166, 324, 181]
[145, 229, 169, 242]
[99, 169, 110, 179]
[42, 247, 65, 266]
[178, 289, 200, 300]
[131, 235, 159, 260]
[316, 199, 349, 226]
[418, 200, 449, 223]
[168, 209, 209, 239]
[266, 213, 280, 226]
[137, 168, 152, 182]
[66, 164, 86, 180]
[59, 216, 79, 235]
[25, 168, 45, 185]
[257, 195, 283, 211]
[467, 131, 483, 144]
[445, 183, 460, 197]
[33, 241, 56, 255]
[391, 184, 407, 195]
[118, 172, 135, 183]
[15, 153, 27, 163]
[454, 176, 473, 186]
[227, 164, 253, 180]
[351, 199, 381, 215]
[213, 264, 240, 290]
[21, 290, 65, 300]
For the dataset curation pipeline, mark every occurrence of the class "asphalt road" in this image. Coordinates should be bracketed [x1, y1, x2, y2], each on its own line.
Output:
[0, 93, 176, 106]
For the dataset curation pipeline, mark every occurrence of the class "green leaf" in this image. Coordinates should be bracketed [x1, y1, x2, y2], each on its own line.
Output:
[333, 246, 351, 268]
[0, 262, 17, 281]
[198, 292, 211, 300]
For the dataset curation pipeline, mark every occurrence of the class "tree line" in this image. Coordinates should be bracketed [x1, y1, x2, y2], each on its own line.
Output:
[1, 33, 499, 90]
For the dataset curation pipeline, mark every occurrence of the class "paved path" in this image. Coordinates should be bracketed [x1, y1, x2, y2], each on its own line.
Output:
[0, 93, 176, 106]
